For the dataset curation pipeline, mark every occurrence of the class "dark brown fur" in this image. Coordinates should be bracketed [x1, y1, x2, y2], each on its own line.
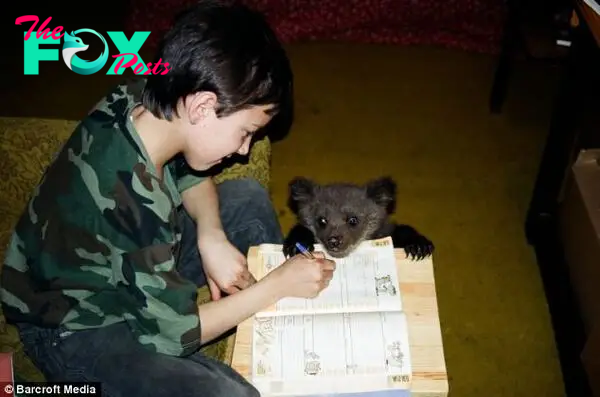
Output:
[283, 176, 434, 260]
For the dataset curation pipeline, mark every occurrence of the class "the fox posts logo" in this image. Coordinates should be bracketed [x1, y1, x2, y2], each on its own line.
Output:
[16, 15, 171, 75]
[62, 29, 109, 75]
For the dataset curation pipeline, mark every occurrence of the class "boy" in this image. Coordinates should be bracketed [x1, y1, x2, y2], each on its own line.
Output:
[1, 1, 336, 396]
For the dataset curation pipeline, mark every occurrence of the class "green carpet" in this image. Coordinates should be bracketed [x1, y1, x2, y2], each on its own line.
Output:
[0, 40, 564, 396]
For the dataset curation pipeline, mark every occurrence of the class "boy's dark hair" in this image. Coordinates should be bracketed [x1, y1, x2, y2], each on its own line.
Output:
[141, 0, 293, 139]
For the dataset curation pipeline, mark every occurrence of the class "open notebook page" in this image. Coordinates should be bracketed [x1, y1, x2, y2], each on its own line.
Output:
[255, 237, 402, 317]
[251, 310, 412, 396]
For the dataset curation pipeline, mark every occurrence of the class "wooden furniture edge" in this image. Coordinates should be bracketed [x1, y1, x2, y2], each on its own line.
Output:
[575, 0, 600, 47]
[223, 333, 235, 365]
[395, 249, 449, 396]
[230, 246, 449, 396]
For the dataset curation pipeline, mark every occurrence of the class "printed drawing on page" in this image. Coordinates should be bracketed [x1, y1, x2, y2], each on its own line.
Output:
[375, 275, 397, 296]
[253, 317, 275, 377]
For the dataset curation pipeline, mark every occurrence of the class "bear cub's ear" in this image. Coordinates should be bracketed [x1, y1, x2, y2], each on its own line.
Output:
[365, 176, 397, 213]
[288, 177, 316, 214]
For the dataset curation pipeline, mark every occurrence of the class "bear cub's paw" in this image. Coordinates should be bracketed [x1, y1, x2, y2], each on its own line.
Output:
[402, 234, 435, 261]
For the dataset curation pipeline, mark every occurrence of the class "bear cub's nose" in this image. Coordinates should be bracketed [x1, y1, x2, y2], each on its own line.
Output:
[327, 236, 343, 249]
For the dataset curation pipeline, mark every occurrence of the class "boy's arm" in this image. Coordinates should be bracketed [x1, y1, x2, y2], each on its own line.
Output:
[169, 157, 225, 237]
[180, 177, 225, 237]
[115, 151, 272, 351]
[197, 269, 284, 344]
[171, 159, 255, 297]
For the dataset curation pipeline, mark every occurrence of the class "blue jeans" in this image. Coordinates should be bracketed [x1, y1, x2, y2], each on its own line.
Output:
[15, 178, 283, 397]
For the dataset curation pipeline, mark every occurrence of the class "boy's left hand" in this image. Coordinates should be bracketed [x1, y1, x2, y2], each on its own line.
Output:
[197, 231, 256, 301]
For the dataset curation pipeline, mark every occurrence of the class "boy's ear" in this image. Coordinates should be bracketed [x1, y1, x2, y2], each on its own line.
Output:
[288, 177, 316, 214]
[187, 91, 218, 125]
[365, 176, 397, 213]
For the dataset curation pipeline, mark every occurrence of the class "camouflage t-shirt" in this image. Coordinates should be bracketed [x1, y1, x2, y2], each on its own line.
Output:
[0, 78, 207, 357]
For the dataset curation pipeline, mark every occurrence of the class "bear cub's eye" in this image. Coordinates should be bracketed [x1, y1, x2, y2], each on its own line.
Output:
[347, 216, 359, 226]
[316, 216, 328, 228]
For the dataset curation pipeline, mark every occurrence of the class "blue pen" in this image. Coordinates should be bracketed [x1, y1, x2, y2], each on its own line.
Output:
[295, 242, 315, 259]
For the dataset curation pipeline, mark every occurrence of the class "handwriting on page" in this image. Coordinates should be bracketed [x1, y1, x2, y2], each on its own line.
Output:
[259, 249, 401, 316]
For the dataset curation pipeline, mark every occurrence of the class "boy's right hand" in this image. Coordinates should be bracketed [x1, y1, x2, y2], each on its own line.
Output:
[268, 252, 336, 300]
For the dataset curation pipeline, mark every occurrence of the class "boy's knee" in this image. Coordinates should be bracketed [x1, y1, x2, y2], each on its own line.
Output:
[218, 178, 283, 246]
[219, 178, 269, 202]
[243, 178, 269, 201]
[210, 376, 260, 397]
[240, 383, 261, 397]
[218, 178, 275, 219]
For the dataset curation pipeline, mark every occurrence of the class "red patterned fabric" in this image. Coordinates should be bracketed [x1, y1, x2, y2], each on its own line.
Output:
[125, 0, 506, 55]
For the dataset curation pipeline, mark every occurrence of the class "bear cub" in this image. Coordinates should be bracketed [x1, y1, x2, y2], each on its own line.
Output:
[283, 176, 435, 260]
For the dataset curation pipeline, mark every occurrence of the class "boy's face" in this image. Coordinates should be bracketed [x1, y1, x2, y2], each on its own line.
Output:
[180, 92, 274, 171]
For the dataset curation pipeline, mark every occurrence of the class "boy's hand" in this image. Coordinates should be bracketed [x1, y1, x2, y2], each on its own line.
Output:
[197, 231, 255, 301]
[267, 252, 336, 300]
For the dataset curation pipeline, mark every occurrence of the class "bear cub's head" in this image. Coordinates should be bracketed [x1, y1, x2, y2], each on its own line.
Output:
[288, 176, 397, 258]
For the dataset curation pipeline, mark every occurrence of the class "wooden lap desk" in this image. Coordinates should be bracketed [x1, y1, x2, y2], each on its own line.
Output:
[231, 247, 449, 396]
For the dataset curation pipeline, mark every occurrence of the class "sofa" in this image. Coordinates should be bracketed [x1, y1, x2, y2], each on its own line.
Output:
[0, 116, 273, 382]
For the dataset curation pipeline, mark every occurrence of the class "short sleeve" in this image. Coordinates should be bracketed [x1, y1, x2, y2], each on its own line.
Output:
[169, 154, 208, 193]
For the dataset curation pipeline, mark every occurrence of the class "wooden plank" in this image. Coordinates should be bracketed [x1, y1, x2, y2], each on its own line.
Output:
[231, 247, 449, 396]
